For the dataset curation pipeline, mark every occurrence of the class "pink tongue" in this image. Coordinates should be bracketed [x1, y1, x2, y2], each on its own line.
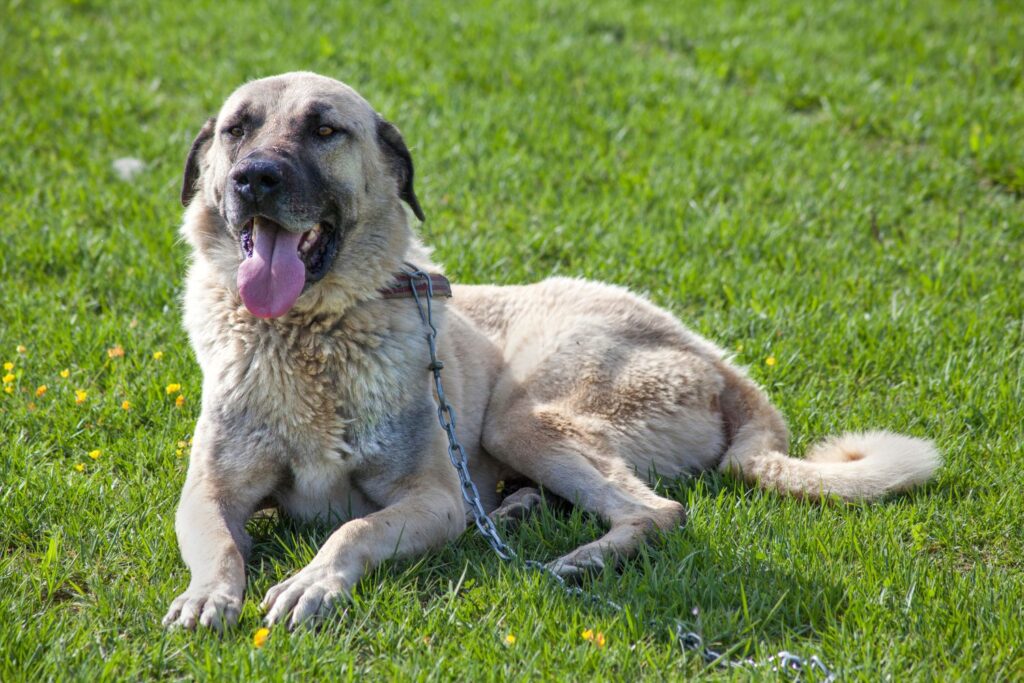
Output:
[237, 220, 306, 318]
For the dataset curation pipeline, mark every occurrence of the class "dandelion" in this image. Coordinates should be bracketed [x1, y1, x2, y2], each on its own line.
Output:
[75, 389, 88, 404]
[504, 633, 516, 646]
[166, 383, 181, 395]
[16, 345, 26, 354]
[2, 373, 14, 384]
[253, 627, 270, 648]
[3, 385, 12, 394]
[88, 449, 101, 460]
[2, 362, 12, 371]
[153, 351, 164, 361]
[60, 369, 70, 378]
[175, 394, 185, 408]
[581, 629, 606, 647]
[765, 356, 777, 367]
[74, 463, 85, 472]
[35, 385, 47, 397]
[121, 400, 131, 411]
[107, 345, 125, 359]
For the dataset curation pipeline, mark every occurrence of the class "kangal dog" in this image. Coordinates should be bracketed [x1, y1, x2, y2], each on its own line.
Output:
[162, 72, 940, 631]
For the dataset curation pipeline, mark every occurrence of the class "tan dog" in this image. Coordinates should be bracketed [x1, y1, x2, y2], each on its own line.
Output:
[162, 72, 940, 631]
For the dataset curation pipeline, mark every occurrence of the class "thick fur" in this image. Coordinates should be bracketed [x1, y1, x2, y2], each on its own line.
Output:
[163, 72, 940, 631]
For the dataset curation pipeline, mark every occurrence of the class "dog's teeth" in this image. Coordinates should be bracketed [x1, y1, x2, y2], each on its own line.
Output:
[298, 224, 323, 256]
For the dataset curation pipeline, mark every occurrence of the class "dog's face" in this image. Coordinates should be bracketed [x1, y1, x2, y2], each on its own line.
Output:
[181, 72, 423, 318]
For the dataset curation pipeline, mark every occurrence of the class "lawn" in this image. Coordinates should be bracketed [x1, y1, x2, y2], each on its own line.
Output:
[1, 0, 1022, 679]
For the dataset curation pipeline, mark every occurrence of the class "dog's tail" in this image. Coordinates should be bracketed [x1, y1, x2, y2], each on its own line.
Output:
[717, 369, 941, 500]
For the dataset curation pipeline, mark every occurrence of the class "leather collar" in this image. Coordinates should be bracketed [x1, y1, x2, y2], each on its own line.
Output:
[378, 270, 453, 299]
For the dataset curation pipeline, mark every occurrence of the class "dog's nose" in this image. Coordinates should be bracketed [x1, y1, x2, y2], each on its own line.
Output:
[231, 159, 283, 203]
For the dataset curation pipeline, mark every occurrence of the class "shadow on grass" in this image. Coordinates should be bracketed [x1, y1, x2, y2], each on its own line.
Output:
[241, 472, 847, 662]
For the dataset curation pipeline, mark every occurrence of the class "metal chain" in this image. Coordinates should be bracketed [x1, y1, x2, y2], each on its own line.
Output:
[402, 265, 836, 681]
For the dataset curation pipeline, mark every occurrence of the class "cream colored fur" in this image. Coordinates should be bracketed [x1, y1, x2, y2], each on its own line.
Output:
[723, 430, 940, 499]
[162, 72, 940, 632]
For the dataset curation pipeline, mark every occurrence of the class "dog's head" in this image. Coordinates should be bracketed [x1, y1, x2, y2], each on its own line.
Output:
[181, 72, 423, 318]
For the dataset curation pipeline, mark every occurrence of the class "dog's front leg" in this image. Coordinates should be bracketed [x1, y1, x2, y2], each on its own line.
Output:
[262, 470, 464, 629]
[163, 420, 270, 631]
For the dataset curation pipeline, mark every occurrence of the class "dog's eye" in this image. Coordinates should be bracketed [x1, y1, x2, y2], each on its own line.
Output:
[228, 126, 244, 138]
[317, 125, 336, 138]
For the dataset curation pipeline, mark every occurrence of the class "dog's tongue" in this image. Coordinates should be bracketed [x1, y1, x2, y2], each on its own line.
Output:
[237, 219, 305, 318]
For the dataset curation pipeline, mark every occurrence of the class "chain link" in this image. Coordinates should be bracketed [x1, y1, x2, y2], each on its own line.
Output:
[402, 264, 836, 681]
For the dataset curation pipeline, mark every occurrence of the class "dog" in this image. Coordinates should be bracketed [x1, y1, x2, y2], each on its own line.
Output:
[162, 72, 940, 631]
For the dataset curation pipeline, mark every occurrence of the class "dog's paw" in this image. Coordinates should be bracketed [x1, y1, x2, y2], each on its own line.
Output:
[546, 547, 606, 581]
[261, 564, 350, 629]
[489, 487, 543, 526]
[162, 583, 242, 631]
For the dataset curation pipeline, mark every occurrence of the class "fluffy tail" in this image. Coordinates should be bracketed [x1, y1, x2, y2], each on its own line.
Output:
[718, 375, 941, 500]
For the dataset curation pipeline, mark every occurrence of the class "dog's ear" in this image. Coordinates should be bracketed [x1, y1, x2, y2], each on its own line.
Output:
[376, 117, 425, 222]
[181, 117, 217, 207]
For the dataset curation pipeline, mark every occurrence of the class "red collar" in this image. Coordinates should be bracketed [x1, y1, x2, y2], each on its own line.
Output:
[378, 271, 453, 299]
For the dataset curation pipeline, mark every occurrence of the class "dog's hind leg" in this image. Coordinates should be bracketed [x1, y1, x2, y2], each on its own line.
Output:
[482, 402, 686, 578]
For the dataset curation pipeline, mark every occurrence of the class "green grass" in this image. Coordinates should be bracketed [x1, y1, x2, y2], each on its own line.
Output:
[2, 0, 1022, 679]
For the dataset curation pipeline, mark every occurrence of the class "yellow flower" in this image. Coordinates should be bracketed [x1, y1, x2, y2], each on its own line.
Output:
[107, 345, 125, 359]
[165, 383, 181, 395]
[177, 440, 188, 448]
[2, 362, 12, 371]
[75, 389, 88, 404]
[121, 400, 131, 411]
[16, 345, 26, 354]
[495, 479, 506, 494]
[253, 627, 270, 648]
[152, 351, 164, 360]
[3, 385, 12, 394]
[2, 373, 14, 384]
[594, 632, 606, 647]
[581, 629, 593, 641]
[504, 633, 516, 646]
[765, 356, 777, 367]
[175, 448, 184, 457]
[88, 449, 101, 460]
[175, 394, 185, 407]
[581, 629, 605, 647]
[74, 463, 85, 472]
[60, 369, 70, 379]
[35, 385, 47, 397]
[27, 402, 37, 412]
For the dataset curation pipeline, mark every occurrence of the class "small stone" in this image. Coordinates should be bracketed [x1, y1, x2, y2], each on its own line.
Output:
[113, 157, 146, 181]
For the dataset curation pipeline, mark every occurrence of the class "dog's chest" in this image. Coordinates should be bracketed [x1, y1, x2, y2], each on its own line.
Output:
[211, 313, 425, 520]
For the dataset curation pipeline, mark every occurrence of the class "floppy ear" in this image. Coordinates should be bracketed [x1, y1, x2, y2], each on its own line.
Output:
[181, 117, 216, 207]
[376, 117, 425, 221]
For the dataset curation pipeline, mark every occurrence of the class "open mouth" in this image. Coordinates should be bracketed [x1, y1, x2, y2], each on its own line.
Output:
[236, 216, 339, 319]
[240, 217, 338, 279]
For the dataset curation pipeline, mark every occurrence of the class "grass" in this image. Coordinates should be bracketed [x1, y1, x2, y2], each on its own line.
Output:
[1, 0, 1022, 679]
